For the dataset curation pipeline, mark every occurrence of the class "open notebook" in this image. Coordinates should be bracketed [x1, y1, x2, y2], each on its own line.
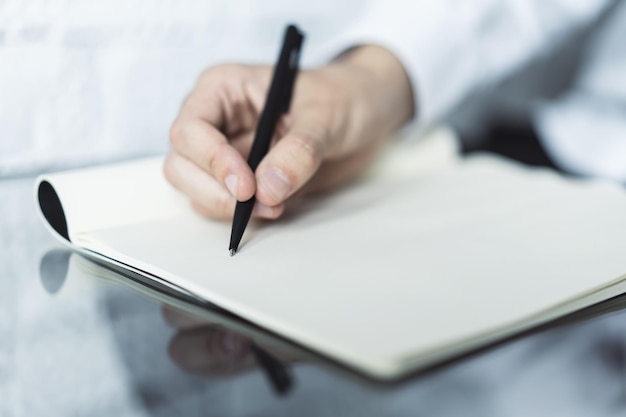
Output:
[35, 130, 626, 380]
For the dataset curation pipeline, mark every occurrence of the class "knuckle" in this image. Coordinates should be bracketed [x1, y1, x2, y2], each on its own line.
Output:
[169, 122, 185, 151]
[198, 63, 241, 86]
[206, 142, 229, 174]
[197, 66, 218, 85]
[162, 155, 176, 185]
[289, 133, 322, 172]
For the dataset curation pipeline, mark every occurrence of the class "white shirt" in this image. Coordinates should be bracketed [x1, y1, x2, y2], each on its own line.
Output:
[321, 0, 626, 181]
[0, 0, 366, 176]
[2, 0, 625, 181]
[535, 2, 626, 181]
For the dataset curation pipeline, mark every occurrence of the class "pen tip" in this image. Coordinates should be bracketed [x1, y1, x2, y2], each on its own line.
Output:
[229, 249, 236, 257]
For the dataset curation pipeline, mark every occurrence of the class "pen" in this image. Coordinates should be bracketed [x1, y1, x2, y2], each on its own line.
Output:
[229, 24, 305, 256]
[250, 342, 294, 395]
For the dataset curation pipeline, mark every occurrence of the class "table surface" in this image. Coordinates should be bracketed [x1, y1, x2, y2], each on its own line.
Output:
[2, 174, 625, 417]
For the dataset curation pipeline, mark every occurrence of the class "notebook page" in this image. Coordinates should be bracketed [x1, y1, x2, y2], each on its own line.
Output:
[75, 155, 626, 377]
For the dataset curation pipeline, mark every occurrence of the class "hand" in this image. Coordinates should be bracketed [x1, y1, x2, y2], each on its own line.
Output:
[165, 46, 414, 219]
[163, 305, 297, 377]
[163, 305, 257, 376]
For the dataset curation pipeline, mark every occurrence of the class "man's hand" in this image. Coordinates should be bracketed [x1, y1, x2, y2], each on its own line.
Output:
[165, 46, 413, 219]
[163, 305, 298, 376]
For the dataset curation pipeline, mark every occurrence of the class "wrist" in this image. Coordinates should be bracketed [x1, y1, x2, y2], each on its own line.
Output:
[333, 45, 415, 135]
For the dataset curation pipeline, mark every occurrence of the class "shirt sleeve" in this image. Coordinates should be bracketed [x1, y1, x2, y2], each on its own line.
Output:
[533, 1, 626, 182]
[312, 0, 611, 131]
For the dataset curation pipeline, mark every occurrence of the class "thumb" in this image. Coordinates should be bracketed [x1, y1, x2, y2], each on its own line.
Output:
[254, 120, 330, 207]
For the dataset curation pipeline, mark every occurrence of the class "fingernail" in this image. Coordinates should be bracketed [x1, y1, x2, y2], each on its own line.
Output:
[224, 174, 239, 199]
[260, 169, 291, 202]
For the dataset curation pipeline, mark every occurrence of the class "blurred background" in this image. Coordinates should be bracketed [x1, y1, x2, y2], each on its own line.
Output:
[0, 0, 366, 177]
[0, 0, 624, 178]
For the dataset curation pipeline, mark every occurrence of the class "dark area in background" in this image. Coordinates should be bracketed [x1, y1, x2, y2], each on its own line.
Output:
[454, 3, 621, 172]
[461, 120, 561, 173]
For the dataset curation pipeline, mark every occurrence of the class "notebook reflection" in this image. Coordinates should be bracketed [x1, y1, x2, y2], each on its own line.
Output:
[38, 248, 296, 396]
[39, 248, 72, 294]
[36, 247, 626, 412]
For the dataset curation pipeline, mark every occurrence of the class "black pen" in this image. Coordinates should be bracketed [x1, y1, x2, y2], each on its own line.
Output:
[250, 342, 294, 395]
[229, 25, 305, 256]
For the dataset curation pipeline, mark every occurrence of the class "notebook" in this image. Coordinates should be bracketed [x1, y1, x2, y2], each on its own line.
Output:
[35, 129, 626, 380]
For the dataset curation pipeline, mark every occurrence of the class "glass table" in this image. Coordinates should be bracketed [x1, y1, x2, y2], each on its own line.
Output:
[2, 175, 625, 416]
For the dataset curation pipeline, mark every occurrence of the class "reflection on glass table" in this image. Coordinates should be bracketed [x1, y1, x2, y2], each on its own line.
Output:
[37, 247, 626, 416]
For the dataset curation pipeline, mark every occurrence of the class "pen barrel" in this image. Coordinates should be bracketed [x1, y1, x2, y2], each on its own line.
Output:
[247, 25, 304, 171]
[229, 197, 255, 251]
[230, 25, 304, 254]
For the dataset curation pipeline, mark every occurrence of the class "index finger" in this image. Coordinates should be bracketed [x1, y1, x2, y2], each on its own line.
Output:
[169, 115, 257, 202]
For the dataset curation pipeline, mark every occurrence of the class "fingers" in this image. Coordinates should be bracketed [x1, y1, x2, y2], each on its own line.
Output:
[184, 64, 266, 132]
[170, 117, 256, 203]
[255, 120, 330, 207]
[167, 63, 376, 215]
[164, 151, 284, 219]
[168, 326, 255, 376]
[168, 65, 271, 205]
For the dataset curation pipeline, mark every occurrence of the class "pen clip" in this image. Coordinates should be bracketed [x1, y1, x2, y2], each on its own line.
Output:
[280, 29, 303, 114]
[280, 61, 297, 113]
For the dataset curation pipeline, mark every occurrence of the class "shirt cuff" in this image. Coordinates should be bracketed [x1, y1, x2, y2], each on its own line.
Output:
[308, 1, 470, 133]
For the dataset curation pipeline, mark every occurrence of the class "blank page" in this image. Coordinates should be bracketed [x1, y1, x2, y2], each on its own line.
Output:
[75, 155, 626, 378]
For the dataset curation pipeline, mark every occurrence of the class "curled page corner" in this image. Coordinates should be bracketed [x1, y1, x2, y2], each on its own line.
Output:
[34, 157, 191, 247]
[36, 179, 71, 243]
